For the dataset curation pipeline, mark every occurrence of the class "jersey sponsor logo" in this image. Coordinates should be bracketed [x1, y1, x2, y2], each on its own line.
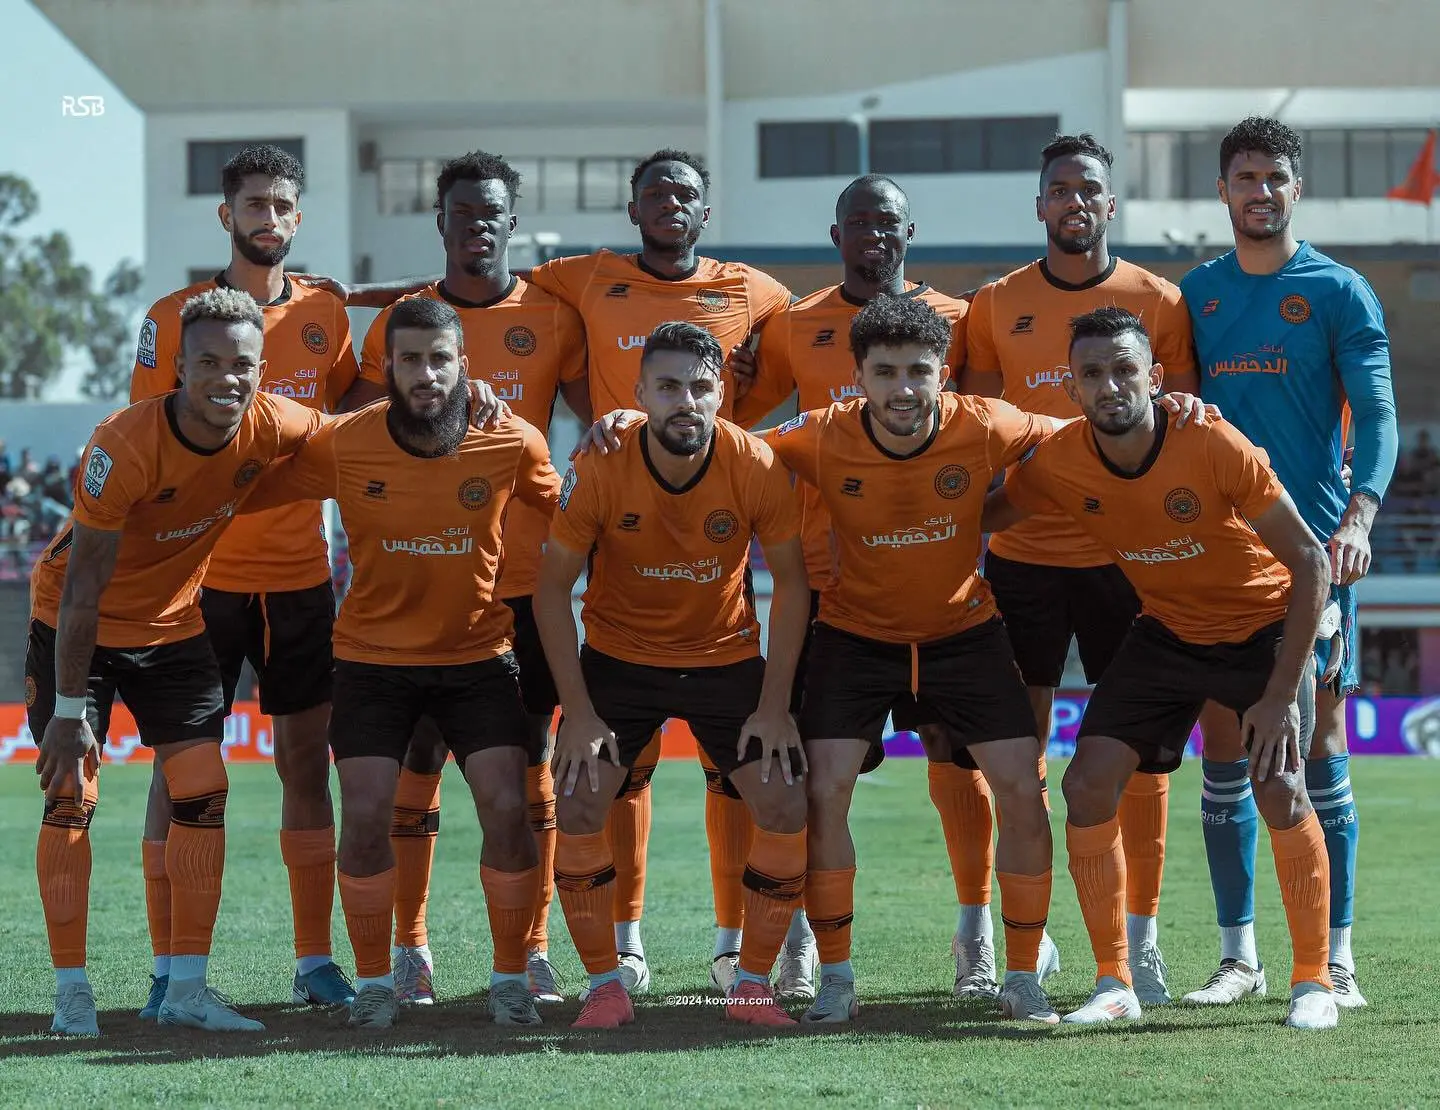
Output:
[775, 412, 808, 436]
[154, 487, 177, 503]
[382, 526, 473, 556]
[863, 514, 957, 549]
[619, 512, 642, 532]
[265, 375, 318, 400]
[1164, 487, 1201, 523]
[828, 384, 863, 403]
[302, 322, 329, 355]
[812, 329, 836, 348]
[558, 467, 579, 511]
[363, 480, 387, 500]
[1083, 496, 1103, 514]
[841, 477, 864, 497]
[606, 283, 630, 298]
[137, 317, 159, 368]
[458, 476, 493, 510]
[233, 458, 264, 488]
[491, 369, 525, 402]
[617, 335, 647, 351]
[1010, 315, 1035, 335]
[24, 675, 36, 709]
[1201, 299, 1222, 316]
[704, 508, 740, 543]
[504, 325, 537, 357]
[1025, 366, 1071, 389]
[633, 556, 722, 584]
[934, 464, 970, 500]
[155, 498, 239, 543]
[1119, 535, 1205, 565]
[82, 446, 114, 499]
[696, 289, 730, 315]
[1208, 351, 1288, 378]
[1279, 294, 1312, 325]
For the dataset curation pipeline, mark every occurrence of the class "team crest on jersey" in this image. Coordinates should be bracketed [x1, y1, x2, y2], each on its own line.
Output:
[137, 317, 158, 368]
[775, 412, 808, 436]
[24, 675, 36, 708]
[704, 508, 740, 543]
[233, 458, 264, 488]
[1279, 294, 1311, 325]
[504, 325, 537, 357]
[934, 464, 970, 500]
[1165, 487, 1201, 523]
[696, 289, 730, 315]
[458, 477, 493, 510]
[82, 446, 114, 499]
[302, 323, 329, 355]
[558, 467, 578, 511]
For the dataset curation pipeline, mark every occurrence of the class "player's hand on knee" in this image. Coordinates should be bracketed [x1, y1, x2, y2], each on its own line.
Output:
[466, 379, 512, 430]
[739, 706, 807, 786]
[1241, 694, 1300, 782]
[570, 410, 644, 458]
[36, 717, 99, 805]
[553, 713, 619, 796]
[1158, 392, 1221, 427]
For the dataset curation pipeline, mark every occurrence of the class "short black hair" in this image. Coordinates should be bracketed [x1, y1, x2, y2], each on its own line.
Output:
[835, 174, 909, 222]
[435, 150, 522, 211]
[1219, 117, 1303, 179]
[1068, 305, 1151, 357]
[180, 287, 265, 352]
[630, 149, 710, 199]
[849, 295, 952, 365]
[640, 321, 724, 377]
[1040, 133, 1114, 185]
[221, 144, 304, 205]
[385, 296, 465, 355]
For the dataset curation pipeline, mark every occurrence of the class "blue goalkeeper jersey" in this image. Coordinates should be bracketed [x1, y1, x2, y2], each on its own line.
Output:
[1181, 241, 1397, 541]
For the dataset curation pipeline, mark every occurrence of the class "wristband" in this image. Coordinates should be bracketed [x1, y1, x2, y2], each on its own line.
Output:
[52, 693, 88, 720]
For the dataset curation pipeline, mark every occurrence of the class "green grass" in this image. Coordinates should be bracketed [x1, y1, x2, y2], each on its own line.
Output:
[1, 757, 1436, 1108]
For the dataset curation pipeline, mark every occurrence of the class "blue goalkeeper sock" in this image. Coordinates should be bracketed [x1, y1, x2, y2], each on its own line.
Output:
[1200, 759, 1258, 932]
[1305, 754, 1357, 934]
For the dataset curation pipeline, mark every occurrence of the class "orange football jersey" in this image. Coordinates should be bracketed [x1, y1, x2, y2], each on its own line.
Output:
[735, 282, 970, 585]
[131, 274, 358, 593]
[31, 394, 324, 647]
[967, 258, 1195, 568]
[358, 277, 585, 598]
[242, 407, 559, 666]
[765, 393, 1051, 644]
[1005, 410, 1290, 644]
[528, 250, 790, 420]
[549, 418, 799, 667]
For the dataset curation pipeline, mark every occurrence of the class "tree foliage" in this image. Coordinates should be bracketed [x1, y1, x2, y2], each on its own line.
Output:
[0, 173, 143, 400]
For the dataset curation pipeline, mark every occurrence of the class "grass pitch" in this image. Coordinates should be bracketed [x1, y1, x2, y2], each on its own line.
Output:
[1, 757, 1437, 1108]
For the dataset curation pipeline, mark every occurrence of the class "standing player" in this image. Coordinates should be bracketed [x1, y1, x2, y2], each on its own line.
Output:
[238, 297, 561, 1029]
[32, 289, 324, 1035]
[535, 322, 809, 1028]
[1181, 118, 1396, 1008]
[731, 174, 973, 1000]
[344, 151, 589, 1006]
[130, 144, 359, 1012]
[959, 134, 1198, 1003]
[985, 307, 1338, 1030]
[528, 150, 793, 988]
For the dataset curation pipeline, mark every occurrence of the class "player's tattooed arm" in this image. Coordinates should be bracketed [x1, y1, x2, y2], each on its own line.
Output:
[290, 272, 441, 308]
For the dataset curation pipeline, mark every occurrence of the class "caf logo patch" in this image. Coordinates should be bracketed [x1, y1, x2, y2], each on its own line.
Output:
[233, 458, 264, 488]
[704, 508, 740, 543]
[24, 675, 37, 708]
[1165, 487, 1201, 523]
[458, 476, 493, 510]
[934, 464, 970, 500]
[696, 289, 730, 315]
[1279, 294, 1311, 325]
[302, 322, 329, 354]
[504, 325, 536, 357]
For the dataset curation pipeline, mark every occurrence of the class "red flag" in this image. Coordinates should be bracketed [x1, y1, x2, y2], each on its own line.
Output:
[1388, 130, 1440, 205]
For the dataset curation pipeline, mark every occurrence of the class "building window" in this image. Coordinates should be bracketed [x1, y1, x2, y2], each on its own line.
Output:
[187, 139, 305, 196]
[759, 121, 860, 179]
[377, 156, 639, 215]
[379, 158, 443, 215]
[1128, 128, 1436, 199]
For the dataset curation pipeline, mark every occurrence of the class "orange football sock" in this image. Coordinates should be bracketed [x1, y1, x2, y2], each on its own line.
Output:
[141, 838, 171, 960]
[280, 826, 337, 960]
[555, 830, 621, 976]
[481, 864, 540, 975]
[162, 744, 228, 958]
[339, 868, 396, 979]
[806, 867, 857, 966]
[927, 761, 993, 906]
[1270, 813, 1334, 989]
[997, 869, 1052, 974]
[701, 747, 754, 931]
[36, 760, 98, 968]
[1066, 818, 1131, 986]
[1118, 772, 1169, 918]
[607, 731, 659, 925]
[738, 828, 806, 977]
[526, 762, 557, 951]
[391, 768, 441, 948]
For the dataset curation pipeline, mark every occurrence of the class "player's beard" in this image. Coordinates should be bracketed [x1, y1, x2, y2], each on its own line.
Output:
[385, 377, 469, 456]
[854, 250, 902, 288]
[874, 396, 934, 438]
[1048, 220, 1105, 255]
[233, 225, 292, 267]
[1088, 393, 1150, 436]
[654, 413, 712, 457]
[1231, 201, 1292, 241]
